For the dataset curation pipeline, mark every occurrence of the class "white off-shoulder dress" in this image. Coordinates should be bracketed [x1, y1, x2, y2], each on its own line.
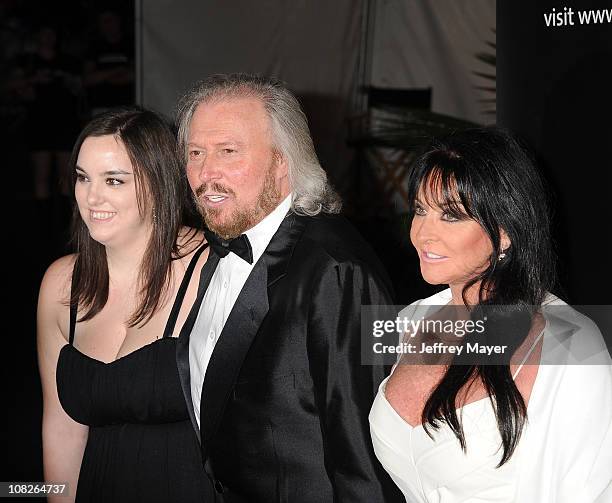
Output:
[369, 289, 612, 502]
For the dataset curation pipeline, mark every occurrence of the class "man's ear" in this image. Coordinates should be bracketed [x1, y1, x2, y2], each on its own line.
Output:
[274, 150, 288, 180]
[273, 150, 291, 197]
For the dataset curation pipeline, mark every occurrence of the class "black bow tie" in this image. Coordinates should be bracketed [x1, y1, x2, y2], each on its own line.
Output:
[204, 229, 253, 264]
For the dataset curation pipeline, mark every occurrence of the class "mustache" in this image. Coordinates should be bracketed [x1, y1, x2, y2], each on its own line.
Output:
[194, 182, 235, 198]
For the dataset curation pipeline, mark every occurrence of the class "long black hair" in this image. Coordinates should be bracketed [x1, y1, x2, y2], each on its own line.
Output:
[406, 127, 557, 465]
[69, 106, 197, 326]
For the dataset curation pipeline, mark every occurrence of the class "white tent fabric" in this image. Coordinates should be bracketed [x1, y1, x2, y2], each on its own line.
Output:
[139, 0, 362, 115]
[370, 0, 496, 124]
[139, 0, 362, 187]
[140, 0, 494, 122]
[138, 0, 495, 190]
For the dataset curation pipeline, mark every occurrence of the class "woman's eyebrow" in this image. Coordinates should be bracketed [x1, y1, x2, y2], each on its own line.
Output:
[103, 169, 133, 176]
[75, 166, 132, 176]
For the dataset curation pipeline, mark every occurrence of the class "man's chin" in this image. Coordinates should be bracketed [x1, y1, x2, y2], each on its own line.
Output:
[203, 214, 230, 237]
[203, 211, 252, 240]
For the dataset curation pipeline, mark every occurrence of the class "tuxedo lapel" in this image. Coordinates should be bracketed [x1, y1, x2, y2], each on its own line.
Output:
[176, 252, 220, 443]
[199, 214, 306, 457]
[199, 261, 269, 457]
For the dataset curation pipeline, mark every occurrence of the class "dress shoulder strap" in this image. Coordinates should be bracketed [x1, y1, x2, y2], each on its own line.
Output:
[68, 271, 78, 346]
[161, 243, 209, 339]
[512, 327, 546, 379]
[68, 244, 208, 344]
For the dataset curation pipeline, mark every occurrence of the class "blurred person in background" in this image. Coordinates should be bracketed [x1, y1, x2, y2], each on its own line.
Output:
[14, 24, 81, 204]
[83, 9, 134, 116]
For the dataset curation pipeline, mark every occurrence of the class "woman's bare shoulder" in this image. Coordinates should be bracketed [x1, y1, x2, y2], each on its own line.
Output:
[39, 254, 77, 307]
[38, 255, 76, 340]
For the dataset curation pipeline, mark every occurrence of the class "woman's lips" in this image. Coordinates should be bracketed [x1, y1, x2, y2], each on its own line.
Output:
[420, 250, 449, 263]
[90, 210, 116, 221]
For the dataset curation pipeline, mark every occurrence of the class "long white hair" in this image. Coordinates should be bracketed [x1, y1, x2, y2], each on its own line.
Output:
[176, 73, 341, 216]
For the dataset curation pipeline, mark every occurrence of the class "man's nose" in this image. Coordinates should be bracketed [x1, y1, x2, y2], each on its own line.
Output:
[197, 155, 221, 184]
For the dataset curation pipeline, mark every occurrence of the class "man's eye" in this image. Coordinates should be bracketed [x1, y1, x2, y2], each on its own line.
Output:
[222, 148, 235, 154]
[188, 150, 202, 159]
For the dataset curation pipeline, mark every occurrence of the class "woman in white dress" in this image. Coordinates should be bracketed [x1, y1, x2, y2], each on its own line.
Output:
[369, 128, 612, 502]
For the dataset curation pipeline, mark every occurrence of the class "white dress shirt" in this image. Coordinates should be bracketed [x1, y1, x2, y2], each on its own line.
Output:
[190, 195, 292, 428]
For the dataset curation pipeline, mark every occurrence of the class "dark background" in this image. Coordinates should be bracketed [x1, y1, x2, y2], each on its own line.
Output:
[2, 0, 611, 493]
[498, 0, 612, 306]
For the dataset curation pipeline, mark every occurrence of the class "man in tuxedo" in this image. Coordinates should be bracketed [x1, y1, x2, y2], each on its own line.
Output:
[175, 73, 402, 502]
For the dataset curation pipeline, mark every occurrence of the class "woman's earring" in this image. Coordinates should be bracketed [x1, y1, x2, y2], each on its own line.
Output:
[498, 250, 507, 261]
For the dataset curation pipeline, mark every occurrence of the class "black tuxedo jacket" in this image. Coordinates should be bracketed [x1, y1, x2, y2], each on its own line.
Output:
[176, 213, 403, 503]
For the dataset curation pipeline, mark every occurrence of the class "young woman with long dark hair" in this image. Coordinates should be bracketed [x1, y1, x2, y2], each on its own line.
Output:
[369, 128, 612, 502]
[37, 107, 212, 502]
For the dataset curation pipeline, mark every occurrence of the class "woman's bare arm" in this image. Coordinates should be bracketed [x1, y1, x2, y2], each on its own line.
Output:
[37, 256, 88, 503]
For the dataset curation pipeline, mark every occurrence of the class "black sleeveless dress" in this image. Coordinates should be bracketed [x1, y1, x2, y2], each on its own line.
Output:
[56, 246, 212, 502]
